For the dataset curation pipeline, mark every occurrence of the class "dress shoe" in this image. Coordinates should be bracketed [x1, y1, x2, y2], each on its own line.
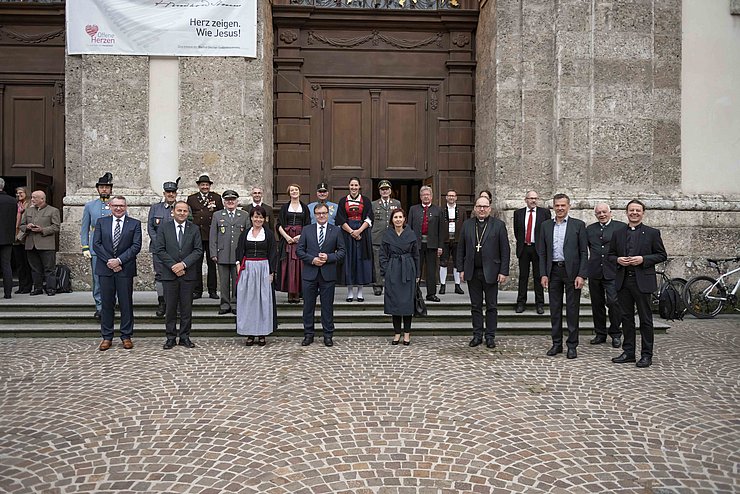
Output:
[356, 297, 364, 303]
[439, 284, 446, 295]
[546, 345, 563, 356]
[590, 335, 607, 345]
[155, 297, 166, 317]
[536, 304, 545, 315]
[611, 336, 622, 348]
[46, 289, 56, 296]
[486, 339, 496, 349]
[636, 356, 652, 368]
[426, 295, 440, 302]
[218, 308, 230, 315]
[246, 336, 255, 346]
[612, 352, 636, 364]
[567, 348, 577, 359]
[163, 339, 176, 350]
[15, 289, 30, 294]
[122, 339, 134, 350]
[454, 284, 465, 295]
[209, 292, 219, 300]
[469, 336, 482, 347]
[373, 287, 383, 296]
[30, 289, 43, 296]
[258, 336, 266, 347]
[391, 335, 401, 345]
[323, 336, 334, 347]
[98, 340, 112, 351]
[178, 338, 196, 348]
[301, 336, 313, 346]
[4, 294, 11, 299]
[515, 304, 525, 313]
[192, 292, 202, 300]
[346, 297, 353, 303]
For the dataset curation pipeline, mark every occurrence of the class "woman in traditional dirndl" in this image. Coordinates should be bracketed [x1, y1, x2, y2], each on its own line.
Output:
[336, 177, 375, 302]
[276, 184, 310, 303]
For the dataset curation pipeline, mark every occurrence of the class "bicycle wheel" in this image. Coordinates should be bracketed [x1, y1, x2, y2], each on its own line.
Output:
[668, 278, 688, 318]
[683, 275, 726, 319]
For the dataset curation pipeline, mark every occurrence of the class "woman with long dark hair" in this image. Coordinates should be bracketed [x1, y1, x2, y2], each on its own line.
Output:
[336, 177, 374, 302]
[276, 184, 310, 303]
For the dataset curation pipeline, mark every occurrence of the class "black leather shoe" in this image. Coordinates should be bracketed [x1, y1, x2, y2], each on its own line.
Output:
[515, 304, 525, 313]
[163, 339, 176, 350]
[30, 289, 43, 296]
[323, 336, 334, 347]
[218, 308, 230, 315]
[612, 352, 636, 364]
[178, 338, 196, 348]
[231, 309, 237, 315]
[46, 289, 56, 296]
[245, 336, 255, 346]
[439, 284, 446, 295]
[356, 297, 364, 303]
[546, 345, 563, 356]
[345, 297, 353, 303]
[15, 289, 31, 294]
[373, 287, 382, 296]
[426, 295, 440, 302]
[536, 303, 545, 314]
[209, 292, 219, 300]
[454, 284, 465, 295]
[636, 356, 652, 368]
[258, 336, 266, 347]
[469, 337, 482, 347]
[590, 335, 607, 345]
[611, 336, 622, 348]
[391, 336, 401, 345]
[567, 348, 577, 359]
[192, 292, 202, 300]
[301, 336, 313, 346]
[486, 339, 496, 349]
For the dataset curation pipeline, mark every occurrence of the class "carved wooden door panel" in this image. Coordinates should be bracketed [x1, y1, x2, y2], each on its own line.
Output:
[2, 85, 54, 174]
[377, 89, 427, 178]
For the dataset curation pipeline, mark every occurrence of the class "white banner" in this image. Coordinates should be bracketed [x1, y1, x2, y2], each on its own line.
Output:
[67, 0, 257, 58]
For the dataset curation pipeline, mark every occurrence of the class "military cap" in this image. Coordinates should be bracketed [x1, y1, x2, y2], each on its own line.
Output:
[378, 179, 392, 189]
[96, 172, 113, 187]
[222, 190, 239, 199]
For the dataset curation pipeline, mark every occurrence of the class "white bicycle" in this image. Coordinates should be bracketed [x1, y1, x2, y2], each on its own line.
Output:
[682, 257, 740, 319]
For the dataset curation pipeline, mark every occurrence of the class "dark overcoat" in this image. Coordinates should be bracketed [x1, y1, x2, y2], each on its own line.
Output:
[379, 226, 420, 316]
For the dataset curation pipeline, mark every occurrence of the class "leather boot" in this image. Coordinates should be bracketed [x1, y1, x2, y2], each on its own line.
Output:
[156, 296, 166, 317]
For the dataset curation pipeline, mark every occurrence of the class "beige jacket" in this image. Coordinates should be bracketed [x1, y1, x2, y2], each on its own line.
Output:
[20, 204, 60, 251]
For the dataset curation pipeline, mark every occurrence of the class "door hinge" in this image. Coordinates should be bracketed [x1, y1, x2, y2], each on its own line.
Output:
[321, 99, 325, 109]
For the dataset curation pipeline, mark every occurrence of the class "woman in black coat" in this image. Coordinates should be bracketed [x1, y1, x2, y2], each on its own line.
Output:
[336, 177, 375, 302]
[379, 208, 420, 345]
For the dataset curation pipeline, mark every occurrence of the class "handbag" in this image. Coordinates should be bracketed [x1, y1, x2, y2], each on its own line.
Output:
[414, 284, 427, 317]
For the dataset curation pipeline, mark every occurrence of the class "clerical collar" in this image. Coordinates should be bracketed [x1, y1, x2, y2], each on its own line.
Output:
[629, 223, 643, 231]
[477, 217, 489, 223]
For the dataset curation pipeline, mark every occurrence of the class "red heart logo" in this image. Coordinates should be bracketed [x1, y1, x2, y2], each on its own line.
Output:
[85, 25, 99, 38]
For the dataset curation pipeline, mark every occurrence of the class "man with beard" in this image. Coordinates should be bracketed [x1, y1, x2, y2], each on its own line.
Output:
[186, 174, 223, 299]
[80, 172, 114, 319]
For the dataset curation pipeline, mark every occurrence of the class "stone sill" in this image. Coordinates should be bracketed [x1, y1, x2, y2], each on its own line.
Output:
[502, 195, 740, 212]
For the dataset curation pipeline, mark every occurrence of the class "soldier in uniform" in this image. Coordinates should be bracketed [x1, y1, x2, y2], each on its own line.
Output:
[80, 172, 114, 319]
[186, 174, 223, 299]
[371, 180, 400, 296]
[308, 182, 339, 226]
[147, 178, 180, 317]
[210, 190, 250, 315]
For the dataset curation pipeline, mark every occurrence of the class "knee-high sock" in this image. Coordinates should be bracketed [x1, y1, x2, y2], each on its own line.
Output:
[453, 269, 460, 285]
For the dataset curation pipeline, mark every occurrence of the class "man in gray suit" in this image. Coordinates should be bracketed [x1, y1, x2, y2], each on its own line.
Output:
[154, 200, 203, 349]
[408, 185, 446, 302]
[537, 193, 588, 359]
[19, 190, 60, 296]
[209, 190, 250, 315]
[371, 179, 400, 296]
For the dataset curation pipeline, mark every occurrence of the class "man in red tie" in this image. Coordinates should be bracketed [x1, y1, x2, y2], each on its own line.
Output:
[513, 190, 551, 314]
[409, 186, 446, 302]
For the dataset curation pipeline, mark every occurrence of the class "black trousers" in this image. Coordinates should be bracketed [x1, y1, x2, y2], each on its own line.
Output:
[618, 275, 654, 358]
[517, 244, 544, 305]
[548, 263, 581, 349]
[589, 277, 622, 337]
[194, 240, 217, 295]
[99, 275, 134, 341]
[163, 278, 195, 340]
[419, 242, 438, 296]
[302, 271, 336, 337]
[26, 248, 56, 291]
[467, 268, 499, 340]
[0, 245, 12, 297]
[392, 315, 412, 333]
[12, 245, 32, 292]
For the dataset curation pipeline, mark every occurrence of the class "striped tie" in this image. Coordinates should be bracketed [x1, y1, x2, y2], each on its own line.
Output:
[113, 219, 121, 255]
[318, 225, 324, 248]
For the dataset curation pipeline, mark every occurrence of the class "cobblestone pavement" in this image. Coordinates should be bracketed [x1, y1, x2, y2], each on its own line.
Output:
[1, 318, 738, 494]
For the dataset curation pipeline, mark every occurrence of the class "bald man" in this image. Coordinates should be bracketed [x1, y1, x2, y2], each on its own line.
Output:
[19, 191, 60, 296]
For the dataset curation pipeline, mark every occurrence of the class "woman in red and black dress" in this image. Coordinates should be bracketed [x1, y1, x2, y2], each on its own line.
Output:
[276, 184, 310, 303]
[336, 177, 375, 302]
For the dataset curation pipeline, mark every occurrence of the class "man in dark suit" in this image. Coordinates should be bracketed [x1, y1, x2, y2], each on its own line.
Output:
[243, 186, 275, 229]
[537, 193, 588, 359]
[0, 178, 17, 299]
[296, 203, 346, 347]
[456, 195, 511, 349]
[154, 200, 204, 350]
[93, 196, 142, 351]
[609, 199, 667, 368]
[513, 190, 551, 314]
[186, 174, 223, 299]
[587, 203, 626, 348]
[408, 185, 446, 302]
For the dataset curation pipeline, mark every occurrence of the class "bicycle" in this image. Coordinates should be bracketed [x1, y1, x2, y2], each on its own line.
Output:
[683, 257, 740, 319]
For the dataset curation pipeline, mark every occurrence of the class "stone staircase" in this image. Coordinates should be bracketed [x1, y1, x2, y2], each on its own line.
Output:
[0, 289, 669, 338]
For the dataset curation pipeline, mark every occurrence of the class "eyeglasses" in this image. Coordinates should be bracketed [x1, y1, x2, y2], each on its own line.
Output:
[315, 212, 328, 215]
[110, 205, 127, 209]
[475, 205, 491, 209]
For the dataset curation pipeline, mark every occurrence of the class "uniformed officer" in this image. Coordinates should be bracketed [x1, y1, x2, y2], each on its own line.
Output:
[186, 174, 223, 299]
[308, 182, 339, 226]
[148, 178, 180, 317]
[209, 190, 250, 314]
[371, 179, 401, 296]
[80, 172, 114, 319]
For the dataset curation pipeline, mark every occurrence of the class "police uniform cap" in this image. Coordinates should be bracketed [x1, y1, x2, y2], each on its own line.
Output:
[316, 182, 329, 192]
[222, 190, 239, 199]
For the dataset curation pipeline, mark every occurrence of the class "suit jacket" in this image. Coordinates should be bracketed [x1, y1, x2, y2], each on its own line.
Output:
[297, 222, 346, 282]
[608, 224, 667, 294]
[408, 203, 447, 249]
[440, 203, 467, 243]
[243, 202, 275, 228]
[586, 219, 626, 280]
[513, 206, 551, 258]
[186, 191, 223, 240]
[456, 217, 511, 284]
[153, 220, 204, 282]
[209, 209, 250, 264]
[0, 191, 16, 246]
[20, 204, 60, 251]
[93, 216, 142, 278]
[537, 216, 588, 281]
